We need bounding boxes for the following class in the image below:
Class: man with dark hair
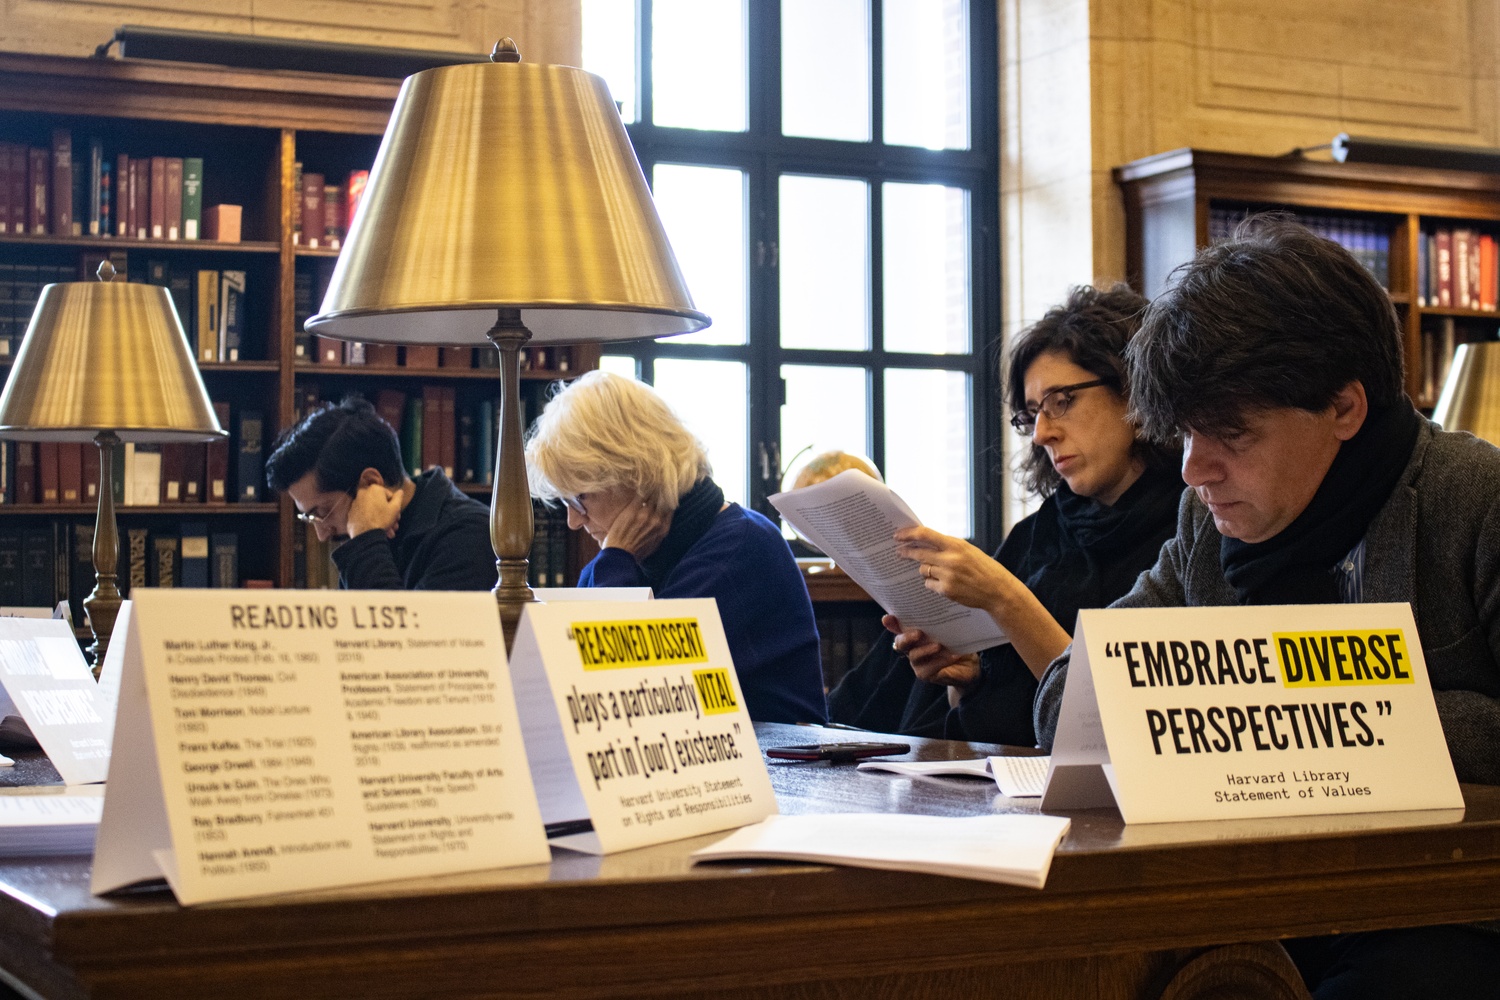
[265,396,496,591]
[1033,217,1500,998]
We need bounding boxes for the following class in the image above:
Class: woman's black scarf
[1220,401,1422,605]
[639,477,725,590]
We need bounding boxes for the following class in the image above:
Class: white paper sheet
[989,755,1049,798]
[692,812,1071,888]
[769,470,1008,655]
[857,758,992,779]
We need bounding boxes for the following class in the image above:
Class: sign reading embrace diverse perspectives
[509,599,776,854]
[92,590,549,905]
[1043,603,1463,823]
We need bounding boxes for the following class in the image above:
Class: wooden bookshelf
[1115,148,1500,409]
[0,52,596,607]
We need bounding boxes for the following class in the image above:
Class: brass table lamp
[1433,341,1500,446]
[307,39,709,647]
[0,262,224,673]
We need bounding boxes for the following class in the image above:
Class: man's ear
[358,467,387,489]
[1331,381,1369,442]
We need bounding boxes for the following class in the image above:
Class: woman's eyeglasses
[562,494,589,516]
[1009,379,1116,434]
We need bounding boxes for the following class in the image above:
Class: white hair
[525,371,711,512]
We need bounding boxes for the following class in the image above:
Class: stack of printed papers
[857,755,1051,798]
[692,811,1071,888]
[0,786,104,856]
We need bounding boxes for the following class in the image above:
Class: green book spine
[400,397,423,478]
[182,157,203,240]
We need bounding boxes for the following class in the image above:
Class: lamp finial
[96,259,116,282]
[491,37,520,63]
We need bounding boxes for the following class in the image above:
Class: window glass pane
[582,0,639,123]
[779,175,869,350]
[599,354,638,379]
[653,164,747,346]
[883,368,971,537]
[652,358,748,506]
[780,364,870,487]
[883,0,969,150]
[782,0,870,141]
[882,182,970,354]
[653,0,747,132]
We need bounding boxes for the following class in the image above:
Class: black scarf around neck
[1220,401,1422,605]
[1052,464,1183,562]
[639,477,725,589]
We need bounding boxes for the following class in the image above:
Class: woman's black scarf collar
[1051,464,1184,562]
[1220,401,1422,605]
[639,477,725,589]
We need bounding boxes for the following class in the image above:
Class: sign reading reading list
[509,599,776,854]
[1042,603,1463,823]
[92,590,549,906]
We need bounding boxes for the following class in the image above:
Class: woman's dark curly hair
[1006,283,1180,497]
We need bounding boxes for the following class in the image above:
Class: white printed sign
[509,599,776,854]
[0,617,111,784]
[1042,603,1463,823]
[91,590,550,906]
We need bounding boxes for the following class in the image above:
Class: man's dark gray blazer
[1034,420,1500,786]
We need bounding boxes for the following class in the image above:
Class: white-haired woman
[526,371,827,724]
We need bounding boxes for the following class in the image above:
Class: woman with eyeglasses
[526,371,827,725]
[828,284,1183,745]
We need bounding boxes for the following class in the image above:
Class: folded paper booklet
[857,755,1051,798]
[769,471,1007,654]
[692,811,1071,889]
[0,786,104,856]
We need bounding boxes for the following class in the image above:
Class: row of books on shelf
[1209,206,1392,288]
[0,132,238,242]
[1416,320,1497,404]
[0,402,265,506]
[301,338,572,372]
[815,609,884,692]
[0,256,249,362]
[1416,228,1500,311]
[0,522,263,624]
[292,165,366,250]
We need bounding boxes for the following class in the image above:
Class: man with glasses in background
[265,396,496,591]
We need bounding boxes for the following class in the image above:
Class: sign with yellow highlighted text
[508,599,776,854]
[1041,604,1463,823]
[90,590,550,906]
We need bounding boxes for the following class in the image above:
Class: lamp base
[487,308,536,650]
[83,431,123,677]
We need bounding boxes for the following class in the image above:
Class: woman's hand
[895,525,1021,614]
[883,614,981,695]
[603,498,672,559]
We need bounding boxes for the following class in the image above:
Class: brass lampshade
[1432,341,1500,446]
[306,40,709,645]
[0,274,224,671]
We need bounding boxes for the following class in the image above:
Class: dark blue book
[0,529,23,605]
[21,527,54,607]
[179,521,209,588]
[236,409,264,502]
[211,533,237,588]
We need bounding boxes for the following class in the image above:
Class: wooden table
[1,724,1498,999]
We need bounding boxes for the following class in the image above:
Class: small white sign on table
[0,617,111,784]
[509,598,776,854]
[92,590,550,905]
[1043,603,1463,823]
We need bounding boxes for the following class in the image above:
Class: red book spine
[365,344,400,366]
[346,170,368,230]
[161,443,185,503]
[165,157,183,240]
[58,443,83,504]
[301,173,325,248]
[421,386,441,473]
[0,143,10,235]
[207,402,231,502]
[313,336,344,364]
[27,147,48,234]
[8,145,26,234]
[149,156,167,239]
[115,154,130,236]
[39,443,60,504]
[50,129,72,237]
[131,159,146,239]
[181,436,206,502]
[13,443,36,504]
[82,442,100,503]
[1436,229,1453,308]
[374,390,406,436]
[403,345,440,369]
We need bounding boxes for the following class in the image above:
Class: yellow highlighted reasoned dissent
[1274,629,1414,688]
[569,618,709,670]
